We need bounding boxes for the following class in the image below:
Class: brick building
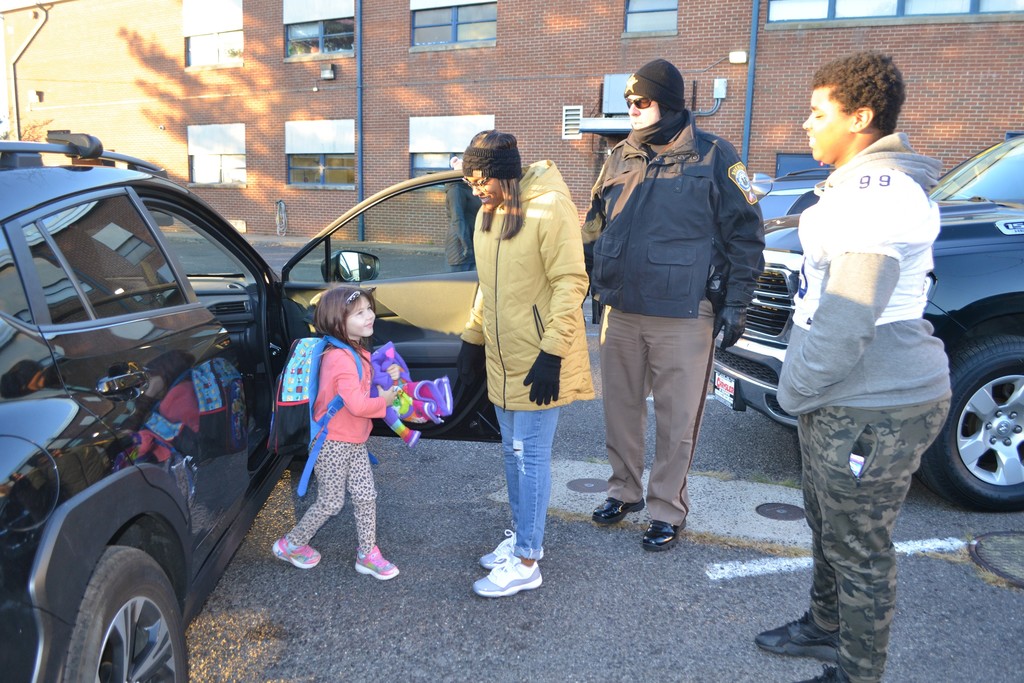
[3,0,1022,242]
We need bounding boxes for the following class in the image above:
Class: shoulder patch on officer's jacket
[728,162,758,205]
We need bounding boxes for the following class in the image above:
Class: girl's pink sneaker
[355,545,399,580]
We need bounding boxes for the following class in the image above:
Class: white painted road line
[706,537,967,581]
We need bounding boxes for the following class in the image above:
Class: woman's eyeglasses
[625,97,654,110]
[463,177,491,190]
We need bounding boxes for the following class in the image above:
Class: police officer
[583,58,764,550]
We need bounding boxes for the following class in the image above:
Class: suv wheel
[918,335,1024,512]
[63,546,187,682]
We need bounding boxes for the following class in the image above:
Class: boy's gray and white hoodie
[777,133,951,415]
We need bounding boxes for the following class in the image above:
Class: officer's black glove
[457,341,486,388]
[713,304,748,350]
[523,351,561,406]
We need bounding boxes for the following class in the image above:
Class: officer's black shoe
[641,520,680,551]
[756,611,839,663]
[591,497,645,525]
[795,665,850,683]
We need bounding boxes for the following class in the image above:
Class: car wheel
[917,335,1024,511]
[63,546,187,683]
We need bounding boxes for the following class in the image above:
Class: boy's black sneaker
[796,665,850,682]
[756,611,839,662]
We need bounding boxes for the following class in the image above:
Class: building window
[768,0,1023,21]
[625,0,678,33]
[286,19,355,56]
[183,0,243,66]
[411,153,453,177]
[187,31,243,66]
[188,124,246,185]
[288,154,355,185]
[285,120,356,186]
[412,2,497,46]
[190,154,246,184]
[409,114,495,177]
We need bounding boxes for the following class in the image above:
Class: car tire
[63,545,188,683]
[917,335,1024,512]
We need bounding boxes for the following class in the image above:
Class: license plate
[713,371,735,408]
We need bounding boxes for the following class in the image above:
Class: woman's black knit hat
[625,58,686,112]
[462,144,522,180]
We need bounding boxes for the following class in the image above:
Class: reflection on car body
[0,134,496,682]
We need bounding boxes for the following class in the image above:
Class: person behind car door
[753,52,951,683]
[582,58,764,551]
[444,154,480,272]
[455,130,594,598]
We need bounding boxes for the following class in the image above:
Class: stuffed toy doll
[370,342,453,447]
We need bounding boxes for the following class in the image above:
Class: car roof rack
[0,132,167,178]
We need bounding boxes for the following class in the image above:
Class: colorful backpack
[268,335,373,496]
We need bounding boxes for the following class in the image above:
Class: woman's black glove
[524,351,561,406]
[713,304,748,350]
[457,341,486,388]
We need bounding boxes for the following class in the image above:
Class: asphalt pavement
[184,238,1024,682]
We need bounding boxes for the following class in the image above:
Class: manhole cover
[970,531,1024,588]
[566,478,608,493]
[756,503,805,521]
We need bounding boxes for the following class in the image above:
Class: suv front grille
[746,267,795,338]
[715,348,779,385]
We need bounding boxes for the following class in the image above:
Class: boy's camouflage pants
[798,398,950,683]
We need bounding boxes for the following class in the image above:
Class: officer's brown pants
[599,303,715,525]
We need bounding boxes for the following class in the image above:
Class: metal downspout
[355,0,365,240]
[741,0,761,166]
[9,4,49,140]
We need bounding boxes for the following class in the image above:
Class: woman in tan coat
[456,130,594,598]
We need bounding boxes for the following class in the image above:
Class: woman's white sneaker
[479,529,516,570]
[473,556,542,598]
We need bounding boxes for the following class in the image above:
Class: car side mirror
[750,172,774,199]
[321,250,380,283]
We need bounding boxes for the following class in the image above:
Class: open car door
[280,171,499,443]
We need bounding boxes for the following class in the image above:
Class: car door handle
[96,370,149,397]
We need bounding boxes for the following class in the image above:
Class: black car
[713,135,1024,512]
[749,167,831,220]
[0,134,496,682]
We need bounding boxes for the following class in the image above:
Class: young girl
[273,286,403,580]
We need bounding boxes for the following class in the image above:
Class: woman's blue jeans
[494,404,561,560]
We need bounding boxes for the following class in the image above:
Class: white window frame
[284,0,355,57]
[768,0,1024,22]
[624,0,678,33]
[285,120,356,186]
[187,124,246,185]
[183,0,244,66]
[409,114,495,176]
[410,0,497,47]
[284,0,354,24]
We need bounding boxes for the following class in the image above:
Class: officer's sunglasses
[625,97,654,110]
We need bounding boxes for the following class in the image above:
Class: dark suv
[0,134,496,682]
[713,135,1024,512]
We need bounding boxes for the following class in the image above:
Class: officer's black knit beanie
[626,59,686,112]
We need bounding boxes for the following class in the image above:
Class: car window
[288,180,466,283]
[0,229,32,324]
[932,138,1024,204]
[24,195,186,323]
[146,204,254,283]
